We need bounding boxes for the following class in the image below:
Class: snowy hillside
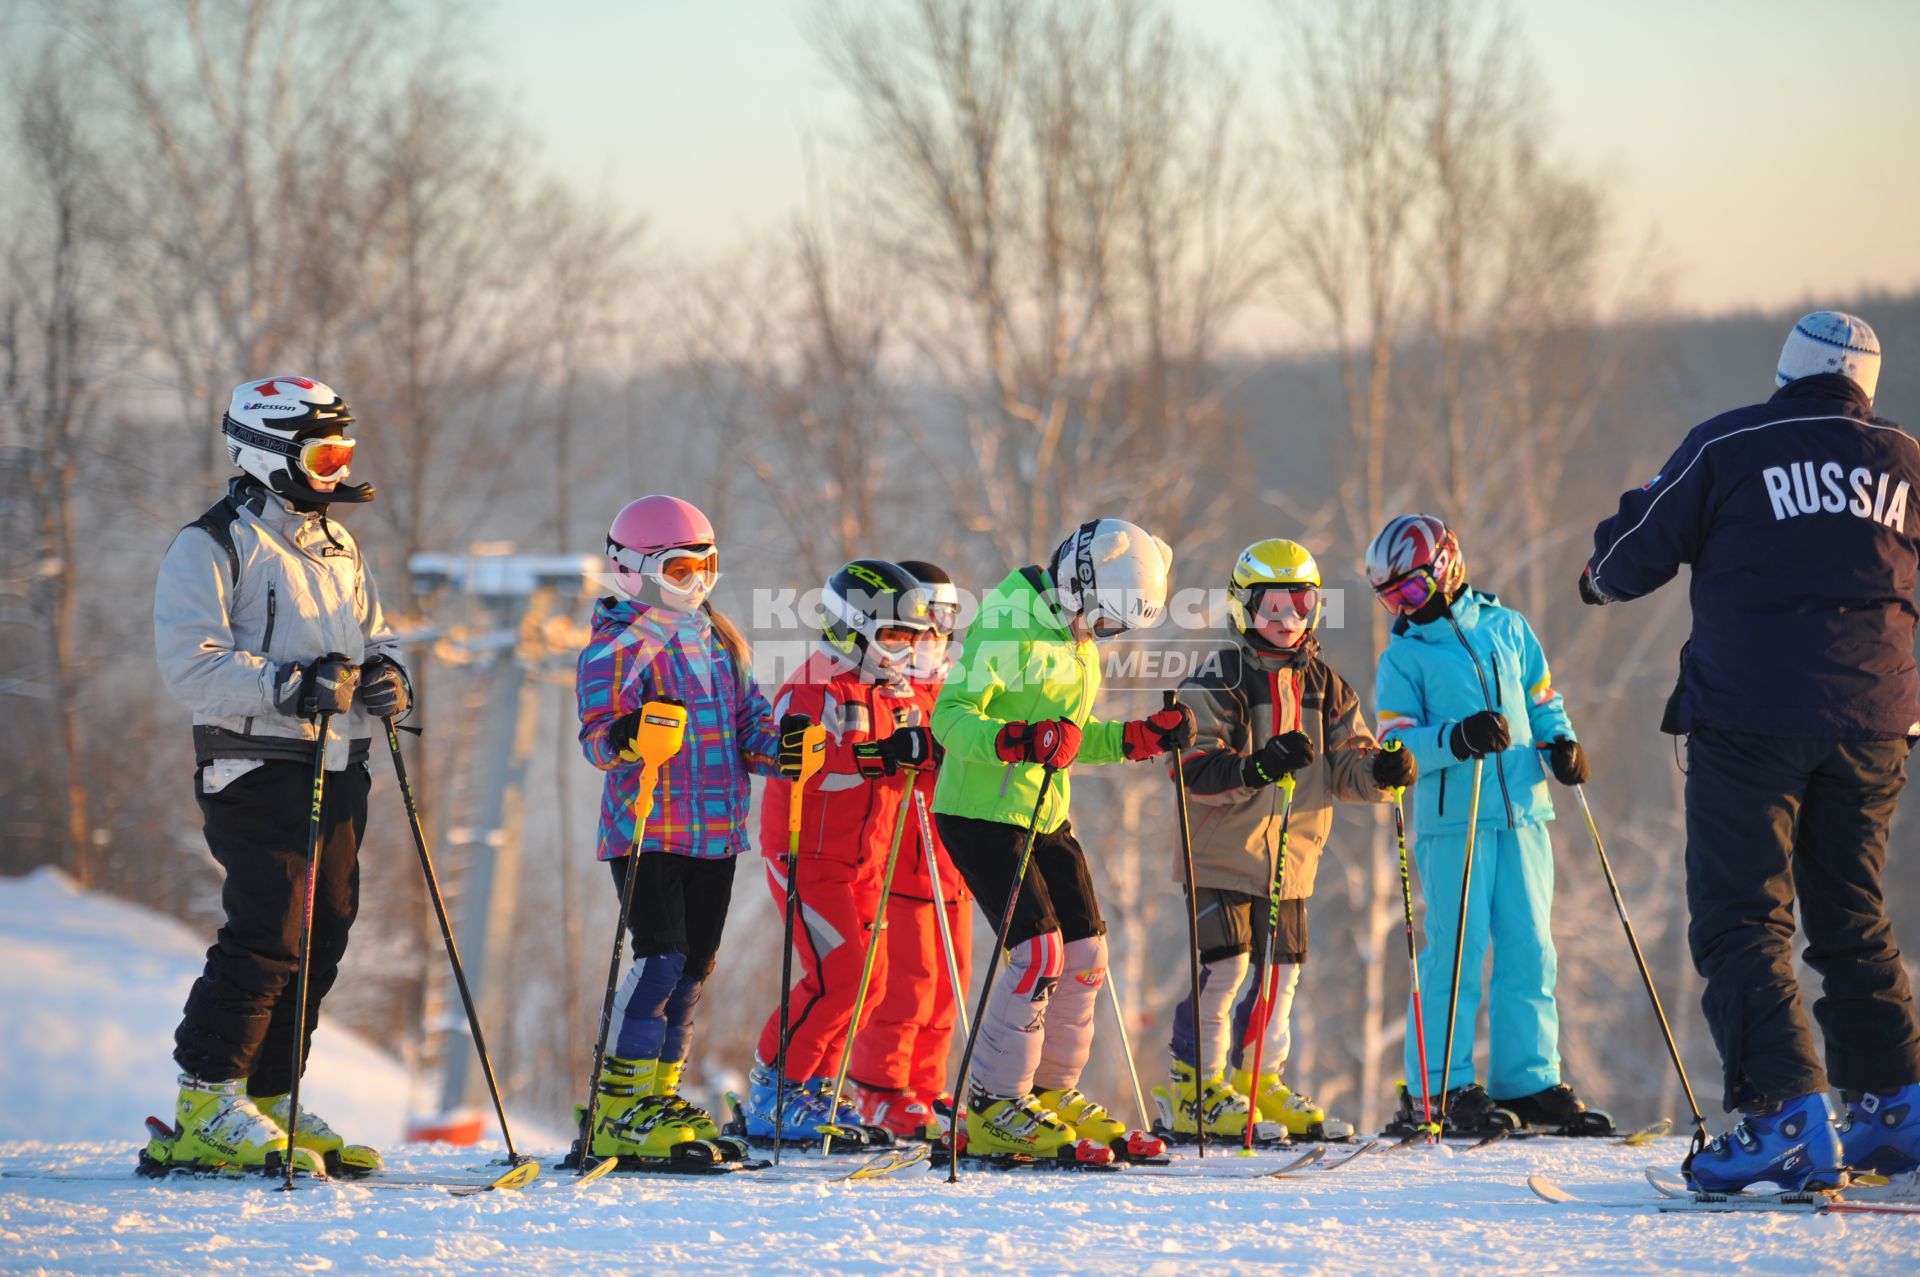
[2,869,1916,1276]
[0,867,416,1146]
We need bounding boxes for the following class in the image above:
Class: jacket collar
[1012,564,1075,636]
[1237,629,1320,673]
[1394,587,1490,641]
[1771,373,1872,413]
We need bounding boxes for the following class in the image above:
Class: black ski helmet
[821,559,935,670]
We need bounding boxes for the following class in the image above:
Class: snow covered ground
[3,1136,1916,1276]
[3,869,1916,1276]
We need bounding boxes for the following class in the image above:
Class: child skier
[845,560,973,1139]
[739,559,940,1143]
[931,517,1190,1163]
[575,495,793,1161]
[152,376,407,1175]
[1367,513,1604,1135]
[1163,539,1415,1141]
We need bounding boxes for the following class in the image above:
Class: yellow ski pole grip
[1383,738,1406,801]
[628,698,689,834]
[787,723,828,839]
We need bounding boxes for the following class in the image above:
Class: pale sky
[485,0,1920,340]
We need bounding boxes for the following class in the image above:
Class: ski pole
[385,717,525,1166]
[576,699,688,1175]
[1572,781,1708,1155]
[772,720,828,1164]
[281,708,333,1191]
[1438,755,1485,1134]
[946,765,1058,1184]
[1101,969,1151,1132]
[821,771,921,1154]
[915,788,971,1043]
[1164,690,1207,1159]
[1384,741,1437,1143]
[1241,771,1297,1155]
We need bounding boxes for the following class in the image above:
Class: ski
[834,1142,932,1182]
[1530,1171,1920,1216]
[1317,1139,1380,1169]
[1260,1145,1328,1177]
[561,1137,772,1177]
[1617,1118,1672,1146]
[349,1161,541,1196]
[930,1142,1125,1173]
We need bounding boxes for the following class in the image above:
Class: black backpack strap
[185,494,244,587]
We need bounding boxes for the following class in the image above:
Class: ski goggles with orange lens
[1251,584,1320,620]
[297,436,357,480]
[1374,567,1439,614]
[652,546,718,585]
[874,623,929,648]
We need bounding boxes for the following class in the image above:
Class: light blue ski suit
[1374,589,1576,1101]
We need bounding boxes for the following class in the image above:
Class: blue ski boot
[1841,1083,1920,1175]
[1683,1092,1846,1193]
[806,1077,865,1130]
[741,1059,838,1141]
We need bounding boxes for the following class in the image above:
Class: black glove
[1371,744,1418,789]
[777,713,814,780]
[274,653,358,719]
[1578,569,1612,606]
[1448,710,1511,761]
[854,726,937,777]
[359,654,411,719]
[1546,737,1590,786]
[1242,730,1315,788]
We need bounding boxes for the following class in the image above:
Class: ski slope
[2,869,1916,1275]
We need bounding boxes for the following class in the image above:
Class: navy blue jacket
[1587,375,1920,740]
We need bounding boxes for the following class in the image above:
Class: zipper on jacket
[1438,768,1447,816]
[262,583,278,654]
[1444,610,1517,829]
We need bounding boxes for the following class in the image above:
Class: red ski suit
[754,648,918,1082]
[849,676,974,1098]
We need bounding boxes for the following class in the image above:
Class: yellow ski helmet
[1228,538,1322,652]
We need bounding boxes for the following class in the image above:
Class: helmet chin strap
[266,467,374,507]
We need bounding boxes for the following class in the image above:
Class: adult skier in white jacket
[150,376,408,1175]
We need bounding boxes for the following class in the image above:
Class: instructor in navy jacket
[1582,312,1920,1192]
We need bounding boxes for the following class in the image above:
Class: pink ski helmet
[607,495,718,606]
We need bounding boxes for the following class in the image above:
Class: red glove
[1123,704,1196,761]
[995,719,1081,770]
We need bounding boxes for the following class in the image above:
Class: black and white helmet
[221,375,373,506]
[821,559,935,677]
[1051,518,1173,638]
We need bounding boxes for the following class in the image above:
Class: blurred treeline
[3,0,1915,1132]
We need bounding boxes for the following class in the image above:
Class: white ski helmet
[221,375,372,506]
[1051,518,1174,638]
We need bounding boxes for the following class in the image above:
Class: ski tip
[484,1160,541,1192]
[574,1156,620,1187]
[1527,1175,1577,1204]
[1620,1118,1674,1145]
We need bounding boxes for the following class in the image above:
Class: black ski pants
[174,758,370,1096]
[936,814,1106,949]
[1685,726,1920,1110]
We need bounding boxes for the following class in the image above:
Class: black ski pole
[1572,782,1707,1155]
[946,765,1058,1184]
[281,708,333,1191]
[385,717,525,1166]
[576,699,687,1174]
[1438,755,1485,1134]
[773,722,827,1165]
[1165,691,1206,1159]
[1386,746,1437,1141]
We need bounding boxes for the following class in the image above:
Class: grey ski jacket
[154,478,404,771]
